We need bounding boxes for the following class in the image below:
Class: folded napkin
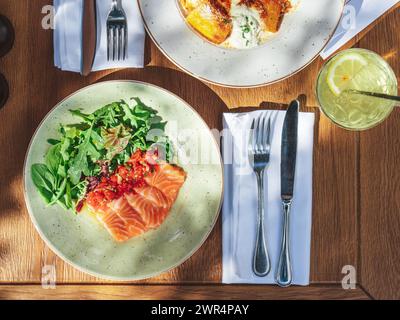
[54,0,145,72]
[222,110,315,285]
[321,0,399,59]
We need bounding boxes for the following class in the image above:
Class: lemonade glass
[316,48,398,130]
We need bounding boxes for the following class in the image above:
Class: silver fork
[248,113,272,277]
[107,0,128,61]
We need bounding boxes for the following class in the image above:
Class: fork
[107,0,128,61]
[248,113,272,277]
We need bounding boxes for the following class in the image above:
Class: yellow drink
[316,49,398,130]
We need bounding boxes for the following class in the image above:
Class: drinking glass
[316,48,398,131]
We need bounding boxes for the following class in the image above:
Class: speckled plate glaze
[24,81,223,280]
[138,0,345,88]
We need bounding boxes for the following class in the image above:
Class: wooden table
[0,1,399,300]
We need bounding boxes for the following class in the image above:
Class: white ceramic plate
[24,81,223,280]
[138,0,345,87]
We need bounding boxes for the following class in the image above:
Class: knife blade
[281,100,299,200]
[81,0,97,76]
[276,99,299,287]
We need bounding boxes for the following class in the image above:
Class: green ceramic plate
[24,81,223,280]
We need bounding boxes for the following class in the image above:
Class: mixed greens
[31,98,171,212]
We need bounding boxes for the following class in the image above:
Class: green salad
[31,98,171,212]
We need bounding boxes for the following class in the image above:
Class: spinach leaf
[31,164,56,204]
[49,178,67,205]
[45,144,62,176]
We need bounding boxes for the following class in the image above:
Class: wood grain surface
[0,0,399,299]
[0,285,369,300]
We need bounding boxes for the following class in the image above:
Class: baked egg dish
[179,0,292,49]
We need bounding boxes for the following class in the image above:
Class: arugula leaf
[67,126,93,184]
[71,180,88,201]
[90,129,104,150]
[47,139,61,145]
[60,137,72,162]
[121,101,138,128]
[69,109,93,123]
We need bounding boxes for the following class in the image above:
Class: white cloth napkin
[321,0,399,59]
[54,0,145,72]
[222,110,315,285]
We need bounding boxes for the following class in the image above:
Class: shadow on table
[0,60,321,285]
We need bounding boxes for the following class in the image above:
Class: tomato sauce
[81,149,159,213]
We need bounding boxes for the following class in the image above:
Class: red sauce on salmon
[84,150,158,212]
[79,149,187,242]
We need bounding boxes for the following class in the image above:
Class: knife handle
[81,0,97,76]
[276,199,292,287]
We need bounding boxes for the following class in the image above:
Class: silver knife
[276,99,299,287]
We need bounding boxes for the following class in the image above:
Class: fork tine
[266,117,271,146]
[247,119,255,154]
[248,119,255,165]
[113,26,117,61]
[260,114,267,151]
[118,26,122,61]
[123,25,127,59]
[255,115,262,152]
[107,26,111,61]
[249,119,255,151]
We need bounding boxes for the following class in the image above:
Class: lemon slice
[326,53,368,96]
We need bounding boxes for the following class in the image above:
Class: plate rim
[23,79,224,281]
[137,0,346,88]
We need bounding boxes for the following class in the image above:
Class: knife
[81,0,97,76]
[276,99,299,287]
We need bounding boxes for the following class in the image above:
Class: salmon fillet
[127,164,187,229]
[96,209,132,242]
[125,192,168,229]
[145,164,187,206]
[109,197,147,237]
[87,162,187,242]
